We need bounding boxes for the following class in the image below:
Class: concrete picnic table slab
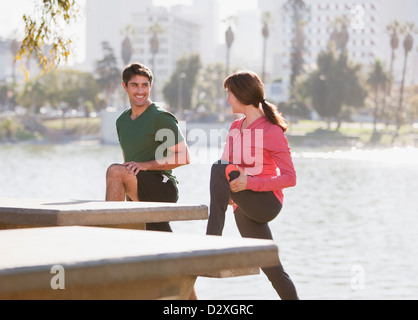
[0,226,279,300]
[0,198,208,230]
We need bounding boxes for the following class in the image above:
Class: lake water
[1,143,418,300]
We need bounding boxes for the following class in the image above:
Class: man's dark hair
[122,63,154,86]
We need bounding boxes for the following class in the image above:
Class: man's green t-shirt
[116,103,185,186]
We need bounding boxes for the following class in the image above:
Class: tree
[329,15,350,53]
[302,45,367,129]
[17,68,100,115]
[60,70,100,111]
[0,82,17,112]
[15,0,80,80]
[224,16,236,77]
[162,54,202,115]
[406,85,418,124]
[367,60,391,132]
[396,22,417,134]
[121,25,136,66]
[386,20,401,94]
[95,42,121,107]
[261,12,274,82]
[148,22,164,73]
[148,21,164,101]
[408,95,418,123]
[282,0,308,96]
[17,77,48,115]
[195,63,226,116]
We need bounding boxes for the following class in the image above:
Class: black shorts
[136,171,178,232]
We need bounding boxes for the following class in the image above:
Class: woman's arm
[246,153,296,191]
[246,129,296,192]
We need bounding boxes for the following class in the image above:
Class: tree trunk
[396,53,408,133]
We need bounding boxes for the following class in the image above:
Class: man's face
[123,75,152,108]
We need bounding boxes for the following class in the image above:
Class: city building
[84,0,153,72]
[258,0,418,101]
[229,9,263,72]
[305,1,382,68]
[170,0,221,64]
[129,6,200,81]
[84,0,201,102]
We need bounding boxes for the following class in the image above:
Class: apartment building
[258,0,417,99]
[302,0,382,68]
[84,0,199,83]
[129,6,200,81]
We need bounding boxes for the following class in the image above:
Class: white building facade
[302,1,382,68]
[84,0,200,97]
[258,0,417,101]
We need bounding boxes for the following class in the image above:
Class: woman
[206,70,298,300]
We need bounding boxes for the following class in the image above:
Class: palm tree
[329,15,350,53]
[378,20,401,128]
[121,25,135,66]
[149,22,164,71]
[386,20,401,95]
[148,21,164,101]
[367,60,391,133]
[282,0,308,96]
[261,11,274,81]
[396,22,417,133]
[224,16,236,77]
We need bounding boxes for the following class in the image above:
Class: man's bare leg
[106,164,139,201]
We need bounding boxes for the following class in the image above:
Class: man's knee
[106,164,125,180]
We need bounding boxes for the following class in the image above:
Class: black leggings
[137,171,178,232]
[206,161,298,300]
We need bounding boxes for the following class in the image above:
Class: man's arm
[124,140,190,175]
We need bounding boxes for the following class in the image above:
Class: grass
[288,120,418,147]
[42,117,101,136]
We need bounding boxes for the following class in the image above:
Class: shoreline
[1,134,418,151]
[1,118,417,149]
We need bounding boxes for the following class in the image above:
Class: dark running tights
[206,161,299,300]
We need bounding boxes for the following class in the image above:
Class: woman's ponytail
[261,99,289,132]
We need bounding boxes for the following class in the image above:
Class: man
[106,63,190,232]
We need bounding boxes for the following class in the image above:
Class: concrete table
[0,226,279,300]
[0,198,208,230]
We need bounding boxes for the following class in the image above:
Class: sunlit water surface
[1,144,417,300]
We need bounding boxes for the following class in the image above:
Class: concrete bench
[0,226,278,300]
[0,198,208,230]
[0,197,259,280]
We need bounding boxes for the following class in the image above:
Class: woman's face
[226,88,245,114]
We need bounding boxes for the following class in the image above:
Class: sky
[0,0,258,38]
[0,0,34,39]
[0,0,258,64]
